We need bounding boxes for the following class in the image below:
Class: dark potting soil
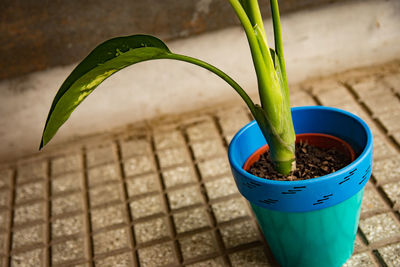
[248,142,351,181]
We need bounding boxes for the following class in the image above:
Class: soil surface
[248,142,351,181]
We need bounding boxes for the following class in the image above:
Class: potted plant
[39,1,373,266]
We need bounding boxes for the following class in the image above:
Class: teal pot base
[251,188,364,267]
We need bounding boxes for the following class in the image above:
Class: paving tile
[378,242,400,267]
[89,183,124,207]
[377,112,400,133]
[382,181,400,209]
[95,252,133,267]
[352,78,390,99]
[205,176,238,200]
[361,186,387,216]
[217,107,250,135]
[198,157,230,179]
[173,207,210,234]
[359,213,400,244]
[17,161,47,183]
[229,246,270,267]
[52,237,86,265]
[51,153,82,176]
[393,131,400,146]
[309,79,342,93]
[317,86,355,106]
[93,227,130,255]
[130,194,164,219]
[123,155,154,177]
[134,216,169,243]
[383,72,400,92]
[15,180,45,204]
[211,198,249,223]
[88,163,120,187]
[162,165,197,188]
[11,248,44,267]
[52,192,84,216]
[167,185,203,210]
[52,214,84,238]
[51,171,83,195]
[186,257,225,267]
[373,156,400,185]
[13,202,45,225]
[362,95,400,116]
[0,232,7,254]
[86,144,116,167]
[179,231,218,260]
[191,139,225,160]
[154,130,185,150]
[342,252,375,267]
[381,69,400,86]
[224,133,236,144]
[138,241,176,267]
[0,188,10,207]
[0,168,12,189]
[120,137,151,158]
[12,224,44,249]
[353,234,366,253]
[0,209,9,230]
[186,121,219,142]
[373,135,398,160]
[220,220,260,248]
[126,173,160,197]
[290,90,316,107]
[157,147,190,169]
[91,204,126,231]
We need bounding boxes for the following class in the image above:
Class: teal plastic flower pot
[228,106,373,267]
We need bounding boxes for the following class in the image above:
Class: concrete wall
[0,0,340,80]
[1,0,400,163]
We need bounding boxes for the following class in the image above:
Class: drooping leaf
[40,35,172,148]
[40,34,256,149]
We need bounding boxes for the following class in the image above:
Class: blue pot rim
[228,106,373,212]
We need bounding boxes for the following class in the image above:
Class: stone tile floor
[0,61,400,266]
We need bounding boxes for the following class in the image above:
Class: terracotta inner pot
[243,133,356,171]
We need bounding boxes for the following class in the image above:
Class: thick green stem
[228,0,278,111]
[230,0,296,175]
[270,0,289,101]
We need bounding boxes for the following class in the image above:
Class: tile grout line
[213,112,285,267]
[149,134,183,266]
[372,249,389,267]
[114,140,140,267]
[342,82,400,153]
[5,168,17,267]
[214,113,285,266]
[182,118,232,267]
[81,147,95,267]
[210,114,245,267]
[341,82,400,225]
[45,160,51,267]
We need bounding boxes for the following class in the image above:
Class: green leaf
[40,35,171,148]
[40,34,256,149]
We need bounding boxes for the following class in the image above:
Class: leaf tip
[39,139,44,151]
